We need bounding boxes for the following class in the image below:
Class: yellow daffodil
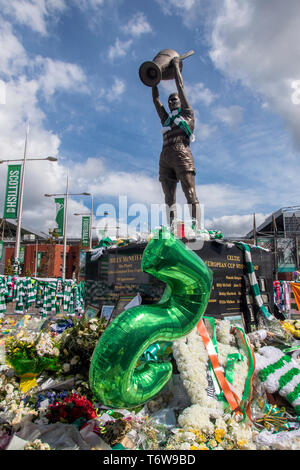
[237,439,247,448]
[215,428,226,442]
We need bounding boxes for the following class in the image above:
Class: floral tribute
[5,330,60,376]
[46,393,97,427]
[1,310,300,451]
[168,320,256,450]
[58,317,106,375]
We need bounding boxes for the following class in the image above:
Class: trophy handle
[178,50,195,61]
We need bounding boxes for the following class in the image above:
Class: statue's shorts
[159,143,196,183]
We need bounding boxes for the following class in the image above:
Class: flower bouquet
[59,317,107,375]
[46,393,97,428]
[5,330,60,378]
[281,320,300,339]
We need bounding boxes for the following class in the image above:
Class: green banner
[81,216,90,247]
[55,198,64,236]
[37,252,42,269]
[3,164,21,219]
[20,246,25,264]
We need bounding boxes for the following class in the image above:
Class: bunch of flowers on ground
[24,439,51,450]
[58,317,106,375]
[5,330,59,362]
[0,373,38,432]
[46,393,97,427]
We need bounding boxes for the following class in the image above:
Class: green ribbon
[283,345,300,354]
[233,325,256,421]
[141,341,172,362]
[260,404,292,432]
[225,353,244,385]
[203,316,225,402]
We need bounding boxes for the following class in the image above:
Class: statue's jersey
[158,105,196,182]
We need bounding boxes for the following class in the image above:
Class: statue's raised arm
[172,56,191,110]
[152,85,168,123]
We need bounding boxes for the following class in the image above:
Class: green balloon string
[89,228,213,408]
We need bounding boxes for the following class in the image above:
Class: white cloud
[106,78,126,102]
[212,105,243,128]
[70,157,163,206]
[156,0,200,15]
[185,82,216,107]
[0,22,28,77]
[156,0,211,27]
[35,56,89,99]
[0,23,92,237]
[160,80,215,108]
[205,213,267,237]
[107,38,133,61]
[195,121,217,140]
[210,0,300,149]
[123,12,152,37]
[96,77,126,109]
[75,0,105,8]
[0,0,66,36]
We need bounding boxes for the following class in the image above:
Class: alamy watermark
[94,195,207,250]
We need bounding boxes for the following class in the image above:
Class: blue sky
[1,0,300,238]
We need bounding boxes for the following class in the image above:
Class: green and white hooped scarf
[162,108,195,142]
[256,346,300,416]
[235,242,275,322]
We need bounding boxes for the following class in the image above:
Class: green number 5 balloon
[89,229,213,408]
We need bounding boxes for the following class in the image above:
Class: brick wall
[4,243,83,279]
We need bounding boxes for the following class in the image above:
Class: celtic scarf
[24,277,36,310]
[63,281,72,313]
[14,278,25,314]
[256,346,300,415]
[235,242,275,321]
[162,108,195,142]
[0,276,7,314]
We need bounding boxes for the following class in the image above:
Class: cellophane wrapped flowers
[24,439,51,450]
[5,330,60,376]
[46,393,97,427]
[0,373,38,432]
[58,317,107,375]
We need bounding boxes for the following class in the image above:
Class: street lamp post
[45,180,90,281]
[0,127,58,274]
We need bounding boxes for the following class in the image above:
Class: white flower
[62,363,70,372]
[178,405,215,434]
[4,384,14,395]
[70,356,80,365]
